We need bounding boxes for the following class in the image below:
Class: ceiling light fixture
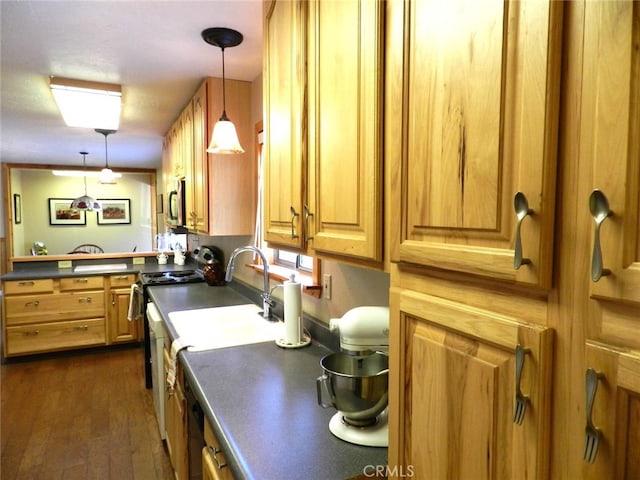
[50,76,121,130]
[96,128,117,184]
[70,152,101,212]
[201,27,245,154]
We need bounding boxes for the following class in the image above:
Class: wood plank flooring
[1,345,174,480]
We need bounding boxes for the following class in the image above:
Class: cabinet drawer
[5,318,105,356]
[109,273,137,288]
[5,291,105,326]
[59,276,104,291]
[3,279,54,295]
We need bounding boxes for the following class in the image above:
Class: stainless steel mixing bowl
[316,352,389,426]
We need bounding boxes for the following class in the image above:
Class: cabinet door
[306,0,383,261]
[388,0,563,288]
[108,288,138,344]
[191,80,209,234]
[583,342,640,479]
[388,288,554,480]
[579,0,640,304]
[263,0,307,249]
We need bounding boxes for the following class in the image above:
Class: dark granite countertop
[148,283,388,480]
[1,259,199,280]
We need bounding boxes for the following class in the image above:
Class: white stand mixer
[317,306,390,447]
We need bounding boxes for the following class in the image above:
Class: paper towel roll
[283,275,302,344]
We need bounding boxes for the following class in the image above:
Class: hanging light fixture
[70,152,101,211]
[201,27,245,154]
[96,128,117,184]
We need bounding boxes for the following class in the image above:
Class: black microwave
[167,179,186,228]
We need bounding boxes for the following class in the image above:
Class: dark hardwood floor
[1,345,174,479]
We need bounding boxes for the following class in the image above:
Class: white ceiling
[0,0,263,170]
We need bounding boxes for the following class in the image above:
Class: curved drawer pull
[208,446,227,469]
[304,204,314,241]
[290,206,300,239]
[18,281,35,286]
[78,297,93,303]
[74,278,89,283]
[23,330,39,336]
[584,368,604,463]
[513,192,533,269]
[72,325,89,331]
[589,190,612,282]
[25,300,40,307]
[513,345,531,425]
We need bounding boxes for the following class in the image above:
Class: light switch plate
[133,257,145,265]
[58,260,72,269]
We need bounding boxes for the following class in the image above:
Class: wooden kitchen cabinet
[163,77,255,236]
[3,276,106,356]
[107,274,139,344]
[164,347,188,480]
[263,0,384,264]
[389,285,554,480]
[203,417,235,480]
[263,0,307,250]
[388,0,563,289]
[387,0,640,479]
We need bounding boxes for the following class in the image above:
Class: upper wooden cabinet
[306,0,384,262]
[263,0,307,250]
[263,0,384,264]
[389,0,563,288]
[579,0,640,305]
[163,78,255,236]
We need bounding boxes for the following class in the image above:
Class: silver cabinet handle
[18,281,35,286]
[23,330,39,336]
[513,345,531,425]
[78,297,93,303]
[589,190,612,282]
[513,192,533,269]
[304,204,314,241]
[73,325,89,331]
[290,206,299,239]
[583,368,604,463]
[24,300,40,307]
[74,278,89,283]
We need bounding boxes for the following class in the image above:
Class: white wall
[13,169,153,255]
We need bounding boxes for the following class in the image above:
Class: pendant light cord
[104,133,109,168]
[220,47,228,120]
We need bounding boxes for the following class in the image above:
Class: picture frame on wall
[13,193,21,224]
[97,199,131,225]
[48,198,86,225]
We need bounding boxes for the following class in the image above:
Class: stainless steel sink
[167,304,283,351]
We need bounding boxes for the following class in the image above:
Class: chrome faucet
[225,246,274,318]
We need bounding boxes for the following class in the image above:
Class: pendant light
[201,27,245,154]
[70,152,101,211]
[96,128,117,184]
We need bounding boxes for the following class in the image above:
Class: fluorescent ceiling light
[52,170,122,179]
[50,76,122,129]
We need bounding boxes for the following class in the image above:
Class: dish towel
[127,283,142,321]
[166,337,192,389]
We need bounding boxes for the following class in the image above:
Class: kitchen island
[149,284,388,480]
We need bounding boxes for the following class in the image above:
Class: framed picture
[48,198,86,225]
[97,199,131,225]
[13,193,21,224]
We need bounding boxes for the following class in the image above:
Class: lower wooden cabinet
[107,274,140,344]
[164,347,188,480]
[583,342,640,479]
[203,417,235,480]
[389,287,554,480]
[3,277,106,357]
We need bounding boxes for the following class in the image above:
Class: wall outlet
[323,274,332,300]
[58,260,72,269]
[133,257,145,265]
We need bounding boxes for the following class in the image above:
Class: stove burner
[140,270,204,285]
